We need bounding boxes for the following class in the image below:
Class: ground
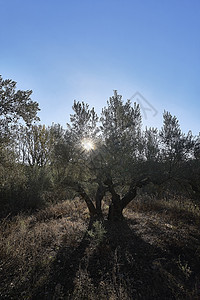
[0,195,200,299]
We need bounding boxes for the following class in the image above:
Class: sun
[81,138,95,151]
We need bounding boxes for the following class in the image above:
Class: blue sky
[0,0,200,135]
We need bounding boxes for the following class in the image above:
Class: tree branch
[121,186,137,210]
[66,180,97,216]
[76,183,97,216]
[121,177,150,210]
[104,177,120,204]
[95,183,108,215]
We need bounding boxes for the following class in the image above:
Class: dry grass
[126,194,200,226]
[0,195,200,299]
[0,199,87,299]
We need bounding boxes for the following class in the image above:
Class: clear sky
[0,0,200,135]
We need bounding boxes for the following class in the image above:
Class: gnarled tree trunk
[95,183,107,218]
[105,177,149,221]
[73,177,149,222]
[75,182,107,221]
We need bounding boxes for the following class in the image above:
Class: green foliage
[24,166,53,208]
[68,100,99,140]
[100,91,142,179]
[143,127,160,161]
[194,133,200,159]
[177,256,192,279]
[87,221,107,245]
[63,91,144,193]
[0,75,40,143]
[0,154,26,214]
[0,75,46,214]
[0,163,53,214]
[160,111,194,162]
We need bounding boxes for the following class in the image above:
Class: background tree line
[0,75,200,220]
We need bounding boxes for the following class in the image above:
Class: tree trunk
[121,186,137,210]
[108,201,123,221]
[106,177,149,221]
[74,177,149,222]
[108,187,136,221]
[76,184,97,217]
[95,184,107,218]
[106,179,124,221]
[75,183,108,220]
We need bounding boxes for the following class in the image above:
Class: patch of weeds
[87,221,107,246]
[177,256,192,279]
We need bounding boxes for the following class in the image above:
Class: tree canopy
[0,75,40,143]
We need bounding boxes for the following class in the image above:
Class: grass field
[0,195,200,299]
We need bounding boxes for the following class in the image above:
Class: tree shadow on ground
[33,218,199,300]
[33,219,94,299]
[86,220,177,300]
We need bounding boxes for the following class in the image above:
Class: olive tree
[63,91,149,221]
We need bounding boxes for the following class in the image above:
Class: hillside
[0,196,200,299]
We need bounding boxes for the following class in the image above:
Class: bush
[0,162,54,216]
